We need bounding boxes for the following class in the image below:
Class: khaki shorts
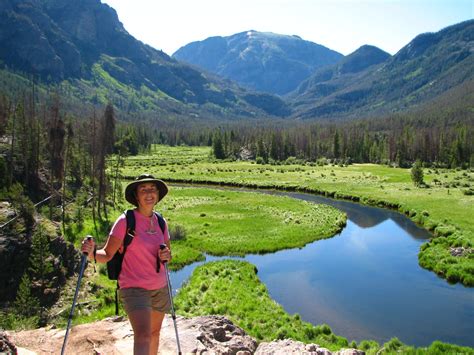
[119,286,171,313]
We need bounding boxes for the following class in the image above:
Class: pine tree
[29,225,54,300]
[411,160,424,187]
[14,273,40,317]
[333,130,340,159]
[212,132,225,159]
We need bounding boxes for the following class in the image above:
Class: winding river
[170,187,474,348]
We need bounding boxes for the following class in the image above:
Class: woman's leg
[128,308,152,355]
[150,310,166,355]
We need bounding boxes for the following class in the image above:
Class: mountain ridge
[290,20,474,118]
[173,30,343,95]
[0,0,289,119]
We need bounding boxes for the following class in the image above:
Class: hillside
[173,30,343,95]
[291,20,474,118]
[291,45,391,103]
[0,0,289,119]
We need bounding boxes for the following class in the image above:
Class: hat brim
[125,178,168,206]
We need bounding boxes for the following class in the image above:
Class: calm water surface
[170,189,474,347]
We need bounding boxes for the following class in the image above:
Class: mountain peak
[173,31,342,95]
[339,45,391,74]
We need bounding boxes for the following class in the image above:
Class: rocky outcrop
[10,315,362,354]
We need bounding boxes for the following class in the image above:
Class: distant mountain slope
[291,20,474,118]
[292,45,391,101]
[173,30,343,95]
[0,0,290,118]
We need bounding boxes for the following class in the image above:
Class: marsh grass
[160,187,346,260]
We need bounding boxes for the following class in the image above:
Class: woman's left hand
[159,245,171,263]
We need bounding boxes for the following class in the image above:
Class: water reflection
[170,188,474,347]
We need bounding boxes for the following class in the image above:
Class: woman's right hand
[81,236,95,258]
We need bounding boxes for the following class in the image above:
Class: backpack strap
[114,209,136,315]
[154,211,166,235]
[124,209,136,248]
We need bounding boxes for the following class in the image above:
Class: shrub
[169,224,187,241]
[411,160,424,187]
[384,337,403,351]
[358,340,379,351]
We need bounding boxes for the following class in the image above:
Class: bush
[9,183,35,228]
[169,224,187,241]
[384,337,403,351]
[358,340,379,351]
[411,160,424,187]
[462,189,474,196]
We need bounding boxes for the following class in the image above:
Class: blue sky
[101,0,473,56]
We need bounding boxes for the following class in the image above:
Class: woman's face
[135,182,159,208]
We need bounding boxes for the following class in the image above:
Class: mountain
[173,30,343,95]
[0,0,290,118]
[292,45,391,101]
[291,20,474,118]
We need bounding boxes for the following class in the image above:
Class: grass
[160,187,346,264]
[121,144,474,286]
[175,260,474,354]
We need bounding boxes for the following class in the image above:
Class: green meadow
[159,187,346,268]
[121,145,474,286]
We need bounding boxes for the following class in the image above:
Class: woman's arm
[81,235,122,263]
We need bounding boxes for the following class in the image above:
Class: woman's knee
[150,327,161,339]
[134,330,153,344]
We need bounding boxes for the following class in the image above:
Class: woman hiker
[81,174,172,355]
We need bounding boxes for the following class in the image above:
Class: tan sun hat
[125,174,168,206]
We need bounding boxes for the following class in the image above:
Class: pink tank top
[109,210,169,290]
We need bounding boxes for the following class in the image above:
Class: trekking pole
[160,244,182,355]
[61,237,91,355]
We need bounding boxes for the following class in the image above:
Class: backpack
[106,209,166,314]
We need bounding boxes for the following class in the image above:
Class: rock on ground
[10,315,362,354]
[10,315,257,354]
[255,340,365,354]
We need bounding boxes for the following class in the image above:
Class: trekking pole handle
[83,236,92,256]
[160,244,169,263]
